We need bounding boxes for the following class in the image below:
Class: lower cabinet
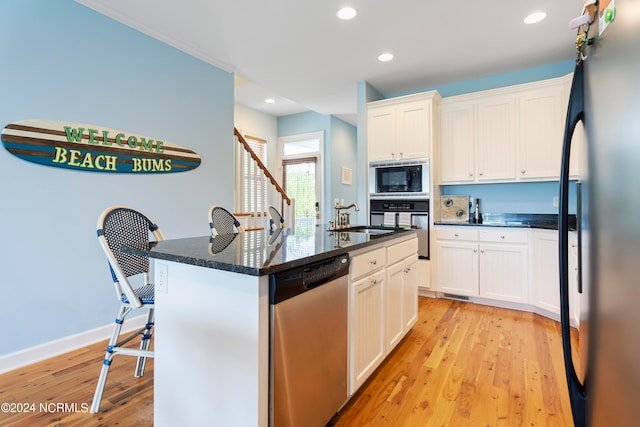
[386,254,418,352]
[349,236,419,395]
[350,269,386,393]
[478,229,528,303]
[531,229,579,324]
[433,226,579,325]
[435,227,528,303]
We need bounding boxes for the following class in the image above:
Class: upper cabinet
[367,91,440,163]
[518,86,563,179]
[439,74,577,184]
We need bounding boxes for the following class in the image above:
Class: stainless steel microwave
[369,158,430,199]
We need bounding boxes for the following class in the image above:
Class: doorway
[278,132,324,226]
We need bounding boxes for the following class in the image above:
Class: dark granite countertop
[435,213,576,231]
[123,224,416,276]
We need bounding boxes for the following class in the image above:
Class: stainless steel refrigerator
[559,1,640,426]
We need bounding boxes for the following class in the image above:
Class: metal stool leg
[135,307,154,377]
[90,305,129,414]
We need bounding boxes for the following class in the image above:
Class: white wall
[0,0,235,356]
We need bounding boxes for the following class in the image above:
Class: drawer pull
[500,235,505,240]
[370,259,377,266]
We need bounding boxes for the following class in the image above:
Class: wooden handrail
[234,128,291,205]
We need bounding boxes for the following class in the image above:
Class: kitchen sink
[338,226,397,235]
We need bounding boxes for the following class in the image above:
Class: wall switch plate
[156,262,168,293]
[553,196,559,208]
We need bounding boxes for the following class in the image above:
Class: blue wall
[0,0,234,355]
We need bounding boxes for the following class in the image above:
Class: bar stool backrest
[208,205,244,236]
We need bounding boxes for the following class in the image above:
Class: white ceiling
[76,0,584,125]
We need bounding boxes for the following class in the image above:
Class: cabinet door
[476,96,517,181]
[519,87,563,179]
[350,270,386,393]
[531,231,560,315]
[367,106,396,162]
[479,243,528,303]
[385,261,405,352]
[435,240,479,296]
[397,100,430,160]
[402,256,419,330]
[440,103,475,183]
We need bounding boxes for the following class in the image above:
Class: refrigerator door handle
[559,60,587,427]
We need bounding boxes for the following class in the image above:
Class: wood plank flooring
[0,297,578,426]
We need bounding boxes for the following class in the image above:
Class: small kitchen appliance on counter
[440,195,470,223]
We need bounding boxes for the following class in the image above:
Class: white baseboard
[0,314,147,374]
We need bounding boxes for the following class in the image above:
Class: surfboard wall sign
[1,119,201,173]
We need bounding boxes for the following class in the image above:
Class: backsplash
[440,181,579,214]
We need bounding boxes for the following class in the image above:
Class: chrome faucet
[331,202,360,230]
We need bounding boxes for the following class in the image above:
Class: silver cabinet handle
[500,235,505,240]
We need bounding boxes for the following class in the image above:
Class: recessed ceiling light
[524,11,547,24]
[337,7,357,20]
[378,53,394,62]
[265,98,275,104]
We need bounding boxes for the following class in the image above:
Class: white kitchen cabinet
[385,238,419,352]
[531,230,561,315]
[367,92,440,163]
[531,229,579,325]
[476,96,517,181]
[478,229,528,303]
[401,256,419,330]
[440,94,518,184]
[439,75,571,184]
[439,102,475,183]
[349,236,419,394]
[518,85,564,180]
[435,227,528,302]
[435,228,479,296]
[367,106,396,163]
[350,268,386,394]
[386,254,418,352]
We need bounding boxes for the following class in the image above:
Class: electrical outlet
[156,262,168,293]
[553,197,559,208]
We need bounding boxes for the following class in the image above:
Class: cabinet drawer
[350,247,386,280]
[387,237,418,265]
[436,227,478,241]
[479,228,528,244]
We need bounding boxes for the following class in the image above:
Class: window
[239,134,267,214]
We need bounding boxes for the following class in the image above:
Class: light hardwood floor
[0,297,578,426]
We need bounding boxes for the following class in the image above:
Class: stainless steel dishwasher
[269,254,350,427]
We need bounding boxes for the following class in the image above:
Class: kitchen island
[124,224,417,427]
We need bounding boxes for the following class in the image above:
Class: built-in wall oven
[370,198,429,259]
[369,158,429,200]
